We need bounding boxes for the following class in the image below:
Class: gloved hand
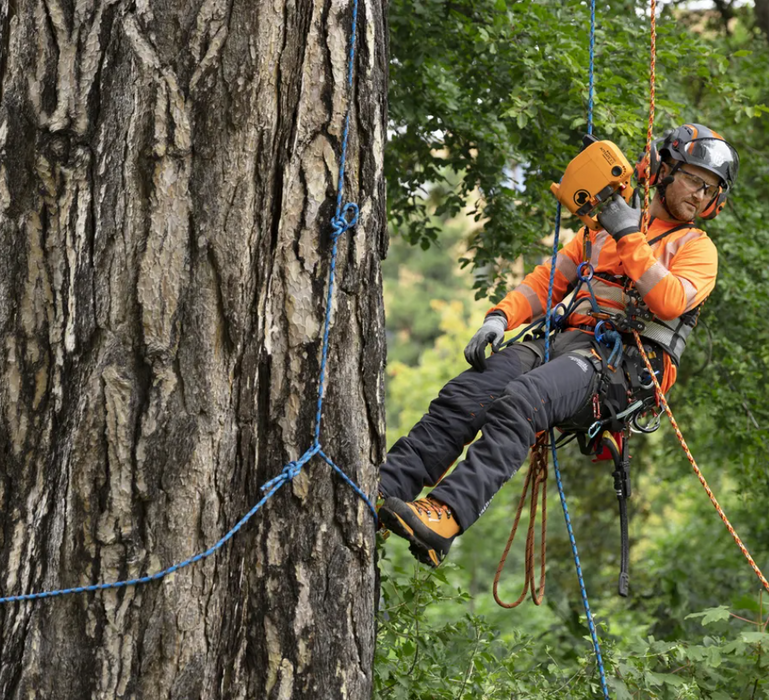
[597,190,642,241]
[464,314,507,372]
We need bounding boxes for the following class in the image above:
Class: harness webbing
[646,221,693,247]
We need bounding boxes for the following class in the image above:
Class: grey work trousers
[379,331,613,532]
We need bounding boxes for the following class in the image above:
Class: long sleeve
[487,230,586,329]
[616,230,718,321]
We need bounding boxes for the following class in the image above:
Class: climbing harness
[0,0,375,605]
[496,2,769,699]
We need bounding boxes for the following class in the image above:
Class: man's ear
[657,161,676,187]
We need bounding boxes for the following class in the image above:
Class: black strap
[647,222,696,247]
[602,433,631,597]
[583,226,593,262]
[618,434,632,596]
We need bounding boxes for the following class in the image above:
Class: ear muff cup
[635,125,735,220]
[635,141,661,186]
[700,191,727,220]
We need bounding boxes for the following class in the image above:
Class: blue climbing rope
[544,0,611,696]
[0,0,375,607]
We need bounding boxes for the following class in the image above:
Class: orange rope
[640,0,657,237]
[635,0,768,594]
[632,331,769,594]
[493,433,548,607]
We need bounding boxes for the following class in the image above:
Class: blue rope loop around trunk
[0,0,375,607]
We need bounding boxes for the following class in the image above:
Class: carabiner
[639,369,659,390]
[577,261,595,282]
[631,410,662,434]
[594,320,606,343]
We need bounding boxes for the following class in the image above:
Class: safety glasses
[676,168,721,199]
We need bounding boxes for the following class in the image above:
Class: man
[378,124,739,567]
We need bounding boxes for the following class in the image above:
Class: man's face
[660,162,722,221]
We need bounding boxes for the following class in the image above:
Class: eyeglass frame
[675,167,722,199]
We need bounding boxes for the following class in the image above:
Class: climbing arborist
[378,124,739,568]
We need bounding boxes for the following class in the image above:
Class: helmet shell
[660,123,739,192]
[634,123,739,220]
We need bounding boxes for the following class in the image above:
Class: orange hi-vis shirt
[488,218,719,394]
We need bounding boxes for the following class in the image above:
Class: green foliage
[385,295,485,447]
[386,0,753,302]
[381,0,769,696]
[376,545,615,699]
[383,220,485,367]
[376,538,769,698]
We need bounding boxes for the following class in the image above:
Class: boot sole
[378,498,453,568]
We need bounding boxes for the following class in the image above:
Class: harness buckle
[612,311,645,333]
[623,293,652,332]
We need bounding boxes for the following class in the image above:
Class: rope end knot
[330,202,359,241]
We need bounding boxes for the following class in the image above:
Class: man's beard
[663,195,698,222]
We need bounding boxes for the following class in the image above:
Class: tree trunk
[756,0,769,39]
[0,1,387,698]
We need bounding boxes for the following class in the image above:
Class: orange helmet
[635,124,739,219]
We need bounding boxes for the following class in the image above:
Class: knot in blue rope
[261,461,303,492]
[331,203,359,241]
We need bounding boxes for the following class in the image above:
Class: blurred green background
[375,1,769,696]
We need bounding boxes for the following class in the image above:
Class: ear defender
[634,141,661,186]
[635,125,736,221]
[700,189,727,220]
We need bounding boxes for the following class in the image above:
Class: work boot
[378,496,460,567]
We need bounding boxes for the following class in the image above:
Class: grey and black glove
[597,190,642,241]
[464,314,507,372]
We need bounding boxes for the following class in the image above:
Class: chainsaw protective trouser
[378,331,612,532]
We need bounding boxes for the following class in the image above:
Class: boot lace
[413,497,453,520]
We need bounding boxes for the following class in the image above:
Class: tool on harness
[593,320,623,369]
[630,399,662,433]
[618,289,652,331]
[566,324,664,598]
[550,134,635,231]
[597,430,632,596]
[587,399,643,439]
[569,411,645,597]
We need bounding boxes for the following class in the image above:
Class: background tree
[379,0,769,696]
[0,1,387,698]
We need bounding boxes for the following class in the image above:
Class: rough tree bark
[0,1,387,698]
